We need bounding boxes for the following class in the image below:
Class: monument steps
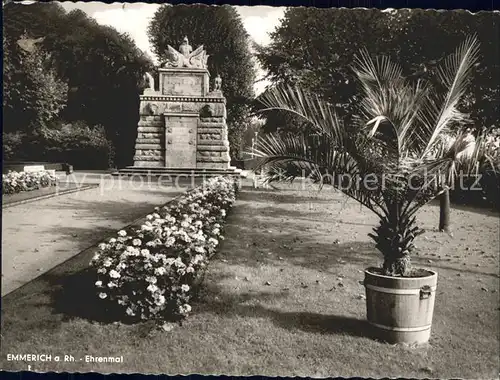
[112,166,243,178]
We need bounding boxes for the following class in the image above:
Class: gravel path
[1,172,186,296]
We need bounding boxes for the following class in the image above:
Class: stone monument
[114,37,241,178]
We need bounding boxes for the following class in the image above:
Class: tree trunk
[439,188,451,233]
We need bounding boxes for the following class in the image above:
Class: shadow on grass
[44,268,131,324]
[220,199,376,271]
[198,279,372,338]
[238,188,343,205]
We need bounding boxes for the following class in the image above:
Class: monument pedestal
[113,65,241,179]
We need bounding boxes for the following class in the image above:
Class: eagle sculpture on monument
[161,36,209,69]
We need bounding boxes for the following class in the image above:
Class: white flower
[126,307,135,316]
[179,304,192,314]
[99,292,107,299]
[186,266,195,273]
[155,267,167,276]
[118,230,127,237]
[165,236,176,247]
[132,238,142,246]
[174,257,185,267]
[107,281,117,288]
[193,254,204,263]
[109,269,121,279]
[209,237,219,246]
[146,276,157,284]
[212,228,220,235]
[97,268,107,274]
[147,284,159,293]
[194,246,206,254]
[109,238,117,244]
[146,214,153,220]
[181,221,190,229]
[103,258,112,267]
[98,243,107,250]
[181,284,190,292]
[164,258,175,266]
[221,210,226,217]
[155,295,166,306]
[92,253,100,261]
[95,280,103,287]
[141,248,150,256]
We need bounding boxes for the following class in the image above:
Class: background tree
[257,8,499,136]
[3,3,153,168]
[148,4,256,159]
[3,33,68,134]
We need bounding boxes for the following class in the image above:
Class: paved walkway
[1,172,186,296]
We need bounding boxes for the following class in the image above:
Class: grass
[1,181,499,377]
[2,182,97,207]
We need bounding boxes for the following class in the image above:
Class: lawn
[1,181,499,378]
[2,182,97,208]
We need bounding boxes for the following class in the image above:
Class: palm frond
[252,132,387,219]
[421,35,480,156]
[255,85,346,145]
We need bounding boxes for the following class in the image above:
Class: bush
[2,132,27,160]
[89,176,238,324]
[2,170,57,195]
[36,121,114,169]
[3,121,114,169]
[450,131,500,210]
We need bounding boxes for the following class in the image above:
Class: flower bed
[90,176,238,323]
[2,170,57,195]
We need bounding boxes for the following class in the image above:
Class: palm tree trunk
[439,188,451,232]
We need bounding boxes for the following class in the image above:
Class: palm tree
[252,37,480,277]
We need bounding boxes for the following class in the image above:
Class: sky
[56,2,286,94]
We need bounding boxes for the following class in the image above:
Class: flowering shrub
[90,176,238,323]
[2,170,57,195]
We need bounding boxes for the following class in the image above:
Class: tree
[257,8,499,136]
[3,33,68,133]
[3,3,153,167]
[148,4,256,159]
[253,37,480,276]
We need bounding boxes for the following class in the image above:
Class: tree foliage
[3,2,153,167]
[257,8,499,135]
[3,33,68,133]
[148,4,256,158]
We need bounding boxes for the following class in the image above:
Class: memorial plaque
[164,116,197,167]
[162,73,204,96]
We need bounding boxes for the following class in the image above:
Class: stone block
[134,161,166,168]
[197,144,227,150]
[137,126,163,133]
[198,122,224,128]
[136,138,162,144]
[135,144,163,150]
[198,133,222,141]
[161,70,207,97]
[197,162,230,169]
[136,149,163,156]
[165,103,183,112]
[199,117,224,123]
[197,127,223,133]
[133,156,163,161]
[196,156,230,163]
[198,139,224,145]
